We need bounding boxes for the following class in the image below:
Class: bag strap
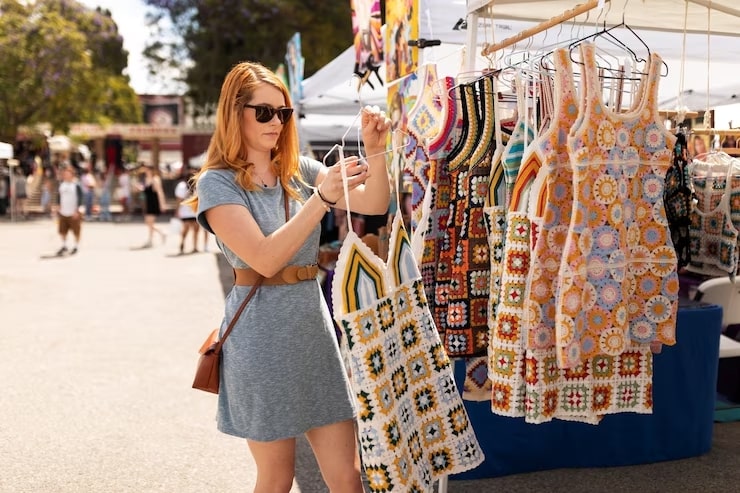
[219,190,291,351]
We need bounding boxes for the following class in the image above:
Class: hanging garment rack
[659,109,700,120]
[691,128,740,137]
[480,0,610,57]
[443,3,740,493]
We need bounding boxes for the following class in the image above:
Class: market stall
[307,2,740,491]
[437,0,739,484]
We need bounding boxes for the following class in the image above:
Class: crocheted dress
[555,42,678,371]
[332,196,484,491]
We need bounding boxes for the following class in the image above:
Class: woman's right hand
[318,155,368,204]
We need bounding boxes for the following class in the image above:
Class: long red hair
[187,61,301,210]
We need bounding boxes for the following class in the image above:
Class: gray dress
[196,157,356,441]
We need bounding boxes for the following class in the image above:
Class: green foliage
[143,0,353,114]
[0,0,142,144]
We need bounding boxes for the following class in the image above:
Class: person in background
[0,172,8,216]
[54,165,83,255]
[98,165,115,222]
[12,167,27,219]
[198,224,210,252]
[174,169,199,254]
[188,61,390,491]
[80,165,97,220]
[722,134,738,149]
[116,168,131,221]
[137,164,167,247]
[690,134,707,157]
[40,177,53,217]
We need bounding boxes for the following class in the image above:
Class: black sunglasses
[244,104,293,124]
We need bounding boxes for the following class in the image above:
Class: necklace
[252,170,272,187]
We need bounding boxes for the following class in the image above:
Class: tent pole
[480,0,607,57]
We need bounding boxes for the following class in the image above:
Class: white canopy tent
[469,0,740,124]
[467,0,740,38]
[0,142,12,160]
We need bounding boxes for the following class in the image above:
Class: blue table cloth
[452,301,722,479]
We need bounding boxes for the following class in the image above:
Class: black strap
[219,191,290,350]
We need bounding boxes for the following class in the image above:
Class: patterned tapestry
[351,0,384,88]
[385,0,419,83]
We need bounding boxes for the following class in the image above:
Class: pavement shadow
[214,252,326,491]
[39,253,70,260]
[164,251,203,259]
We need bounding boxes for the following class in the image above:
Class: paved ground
[0,218,328,493]
[0,218,461,492]
[3,217,740,493]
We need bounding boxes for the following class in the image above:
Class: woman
[174,169,200,254]
[12,167,27,219]
[138,164,167,247]
[189,61,390,491]
[690,134,708,157]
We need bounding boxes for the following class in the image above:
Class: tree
[0,0,142,144]
[143,0,353,117]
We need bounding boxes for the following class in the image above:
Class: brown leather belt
[234,264,319,286]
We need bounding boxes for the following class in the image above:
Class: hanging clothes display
[554,42,678,370]
[331,161,484,491]
[686,154,740,276]
[663,132,693,268]
[488,73,537,416]
[431,77,495,359]
[412,78,493,401]
[519,49,595,423]
[403,63,446,237]
[519,48,654,423]
[383,7,684,445]
[418,75,460,307]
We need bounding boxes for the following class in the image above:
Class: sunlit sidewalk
[0,219,328,492]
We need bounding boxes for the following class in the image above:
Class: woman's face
[694,137,706,154]
[242,83,288,155]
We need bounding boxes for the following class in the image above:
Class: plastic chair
[695,276,740,358]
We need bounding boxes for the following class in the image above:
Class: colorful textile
[403,63,445,234]
[419,77,459,311]
[332,214,484,491]
[431,84,475,351]
[521,50,653,423]
[436,77,495,358]
[488,74,539,416]
[687,162,740,276]
[556,43,679,369]
[523,49,580,374]
[663,133,692,268]
[490,210,531,415]
[500,75,536,209]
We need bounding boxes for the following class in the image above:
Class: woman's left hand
[361,105,392,153]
